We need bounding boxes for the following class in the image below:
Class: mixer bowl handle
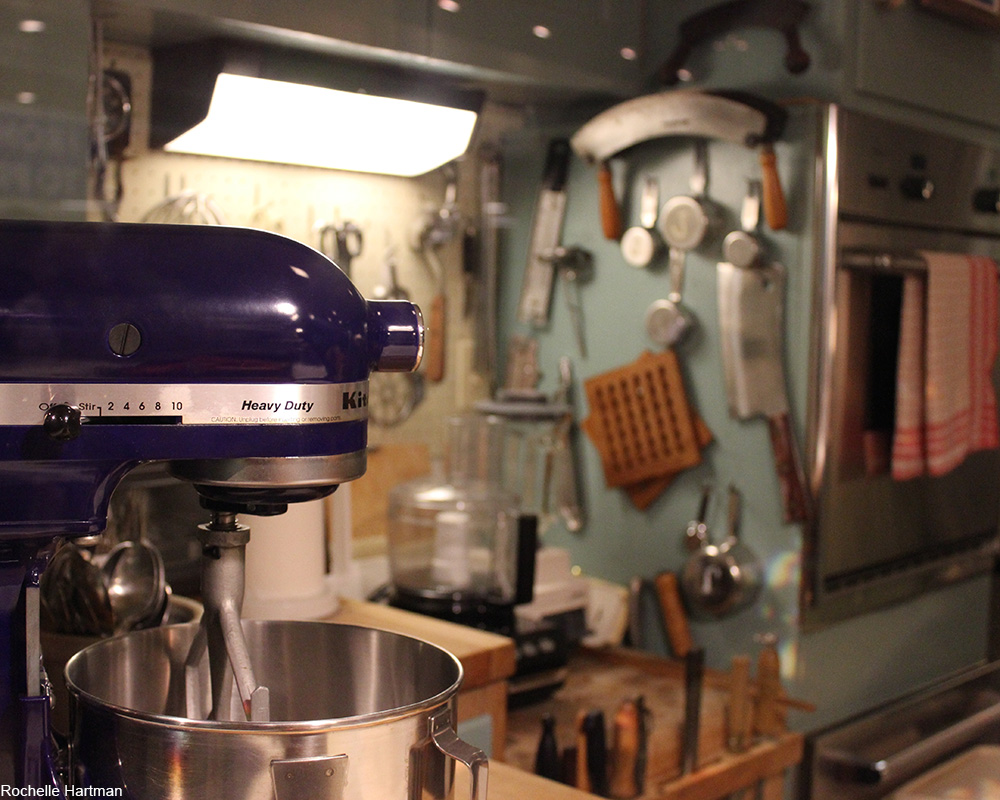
[430,707,489,800]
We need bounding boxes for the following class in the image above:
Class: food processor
[387,415,536,636]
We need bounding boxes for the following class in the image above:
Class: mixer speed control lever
[42,403,82,441]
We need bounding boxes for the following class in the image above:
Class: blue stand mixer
[0,220,424,789]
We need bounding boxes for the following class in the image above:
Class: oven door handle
[818,702,1000,786]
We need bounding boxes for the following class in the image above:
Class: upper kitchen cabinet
[95,0,430,63]
[848,1,1000,138]
[0,0,89,220]
[94,0,644,107]
[646,0,1000,141]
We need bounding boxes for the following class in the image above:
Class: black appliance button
[973,188,1000,214]
[899,175,934,201]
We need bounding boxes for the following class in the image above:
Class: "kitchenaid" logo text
[342,390,368,410]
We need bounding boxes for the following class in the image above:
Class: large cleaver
[718,261,811,523]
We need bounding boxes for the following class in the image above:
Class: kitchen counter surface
[456,760,596,799]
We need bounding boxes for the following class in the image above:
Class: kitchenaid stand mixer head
[0,220,424,788]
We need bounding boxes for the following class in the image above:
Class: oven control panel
[833,106,1000,236]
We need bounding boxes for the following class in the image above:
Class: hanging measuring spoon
[722,179,764,269]
[620,176,664,268]
[644,246,696,347]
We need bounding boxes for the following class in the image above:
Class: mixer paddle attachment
[184,510,270,722]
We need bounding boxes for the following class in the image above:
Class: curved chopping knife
[570,90,788,230]
[717,261,810,523]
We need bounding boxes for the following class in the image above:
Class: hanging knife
[517,139,571,328]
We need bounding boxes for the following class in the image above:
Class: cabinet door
[0,0,90,219]
[428,0,642,99]
[853,1,1000,131]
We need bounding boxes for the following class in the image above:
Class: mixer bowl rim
[64,619,465,732]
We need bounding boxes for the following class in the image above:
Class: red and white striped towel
[892,252,999,480]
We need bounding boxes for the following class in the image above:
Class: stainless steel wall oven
[801,106,1000,629]
[801,659,1000,800]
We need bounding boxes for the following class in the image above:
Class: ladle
[102,540,167,634]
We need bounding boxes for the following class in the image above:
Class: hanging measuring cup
[647,141,720,347]
[721,179,765,270]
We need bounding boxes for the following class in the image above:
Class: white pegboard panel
[118,152,446,314]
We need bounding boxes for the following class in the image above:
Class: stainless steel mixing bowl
[66,620,487,799]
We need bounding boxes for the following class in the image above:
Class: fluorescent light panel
[164,73,478,177]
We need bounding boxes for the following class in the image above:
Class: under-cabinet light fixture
[152,41,482,178]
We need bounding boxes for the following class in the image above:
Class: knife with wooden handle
[517,138,570,329]
[574,710,591,793]
[754,634,786,738]
[727,654,753,752]
[609,700,640,799]
[717,261,811,523]
[584,710,609,797]
[682,647,705,775]
[654,572,693,658]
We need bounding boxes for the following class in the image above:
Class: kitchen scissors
[319,220,364,279]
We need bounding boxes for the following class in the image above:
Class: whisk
[141,191,227,225]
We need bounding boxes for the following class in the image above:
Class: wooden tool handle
[727,655,753,753]
[598,162,624,241]
[654,572,693,658]
[766,413,811,524]
[759,144,788,231]
[755,639,786,738]
[609,701,640,799]
[425,292,446,382]
[574,710,591,792]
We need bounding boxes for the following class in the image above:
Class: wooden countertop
[456,760,596,800]
[329,598,517,689]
